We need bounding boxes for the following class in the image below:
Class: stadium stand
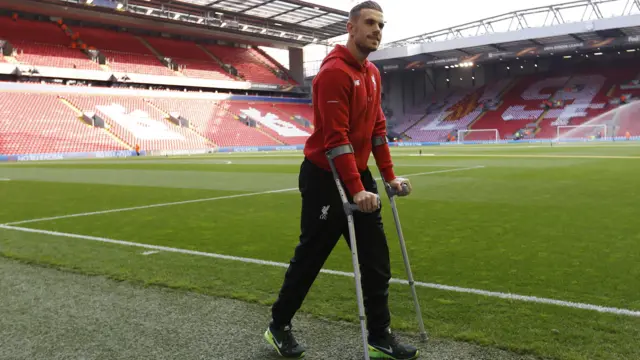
[272,103,314,127]
[368,0,640,144]
[392,61,640,143]
[391,105,430,135]
[71,26,176,76]
[204,44,291,85]
[464,75,553,141]
[224,101,311,145]
[0,93,124,155]
[403,85,504,142]
[250,47,299,85]
[141,36,234,81]
[0,17,102,70]
[1,0,639,159]
[147,98,282,147]
[62,95,214,151]
[0,2,325,157]
[0,89,316,155]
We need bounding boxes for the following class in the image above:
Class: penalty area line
[0,223,638,318]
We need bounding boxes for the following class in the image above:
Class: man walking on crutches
[264,1,424,359]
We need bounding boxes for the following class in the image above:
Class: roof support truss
[55,0,347,45]
[385,0,632,48]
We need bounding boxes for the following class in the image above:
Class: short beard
[356,41,377,56]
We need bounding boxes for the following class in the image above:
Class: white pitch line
[142,250,160,256]
[0,178,10,181]
[3,187,298,226]
[4,166,484,226]
[398,165,484,178]
[1,223,638,318]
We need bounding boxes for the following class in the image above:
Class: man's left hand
[388,177,412,196]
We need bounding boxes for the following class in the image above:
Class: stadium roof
[172,0,350,38]
[120,0,349,45]
[9,0,349,47]
[369,0,640,64]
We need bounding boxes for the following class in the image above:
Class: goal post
[556,124,607,140]
[457,129,499,143]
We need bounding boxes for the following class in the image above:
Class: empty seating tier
[205,44,290,85]
[0,18,101,70]
[62,95,213,151]
[0,93,124,155]
[147,98,281,147]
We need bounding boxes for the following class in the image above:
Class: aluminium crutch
[371,137,427,341]
[380,175,429,343]
[326,144,378,360]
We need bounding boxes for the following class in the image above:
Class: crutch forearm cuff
[372,136,388,147]
[325,144,354,160]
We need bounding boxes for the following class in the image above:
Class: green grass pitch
[1,142,639,360]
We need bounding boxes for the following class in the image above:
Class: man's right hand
[353,191,379,213]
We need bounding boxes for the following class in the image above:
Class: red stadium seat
[204,44,291,85]
[61,95,215,151]
[147,98,282,147]
[0,93,125,155]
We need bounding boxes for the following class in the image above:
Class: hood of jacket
[320,44,369,73]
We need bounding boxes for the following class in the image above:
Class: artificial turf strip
[1,145,639,360]
[1,228,638,360]
[1,256,545,360]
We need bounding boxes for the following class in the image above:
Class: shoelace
[280,327,298,347]
[374,330,399,349]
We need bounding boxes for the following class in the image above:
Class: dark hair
[349,1,383,20]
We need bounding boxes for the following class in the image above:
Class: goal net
[556,124,607,141]
[457,129,499,143]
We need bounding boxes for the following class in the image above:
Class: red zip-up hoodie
[303,45,395,196]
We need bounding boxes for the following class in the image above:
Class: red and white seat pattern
[204,44,290,85]
[0,16,295,86]
[74,26,177,76]
[465,75,566,140]
[147,98,281,147]
[273,103,314,123]
[0,93,124,155]
[142,36,233,81]
[404,86,491,142]
[0,17,101,70]
[225,101,311,145]
[464,65,639,140]
[62,95,213,151]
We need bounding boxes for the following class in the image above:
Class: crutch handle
[348,195,381,213]
[385,182,410,198]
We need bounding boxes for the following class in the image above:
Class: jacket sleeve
[316,68,365,195]
[371,86,396,182]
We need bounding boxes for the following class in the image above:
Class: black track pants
[270,158,392,337]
